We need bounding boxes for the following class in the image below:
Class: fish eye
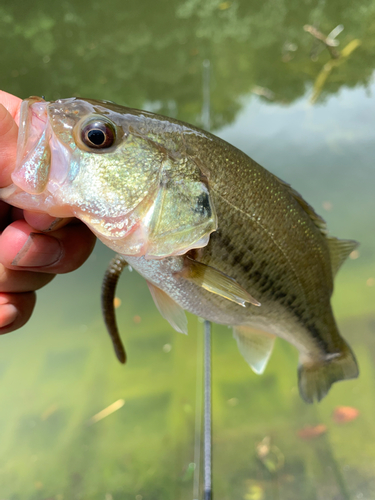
[80,120,116,149]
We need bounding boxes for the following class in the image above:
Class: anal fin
[147,282,188,334]
[233,325,276,374]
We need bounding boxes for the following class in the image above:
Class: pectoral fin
[176,256,261,308]
[147,282,188,334]
[233,326,276,374]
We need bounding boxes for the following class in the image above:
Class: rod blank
[203,320,212,500]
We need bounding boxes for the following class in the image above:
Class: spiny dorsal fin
[176,256,261,308]
[275,175,359,276]
[147,281,188,334]
[233,325,276,374]
[275,175,328,236]
[327,236,359,277]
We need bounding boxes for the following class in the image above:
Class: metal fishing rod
[193,322,203,500]
[202,59,213,500]
[203,320,212,500]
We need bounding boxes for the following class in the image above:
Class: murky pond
[0,0,375,498]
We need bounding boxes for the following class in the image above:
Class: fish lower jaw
[0,184,74,218]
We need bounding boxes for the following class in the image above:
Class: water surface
[0,1,374,498]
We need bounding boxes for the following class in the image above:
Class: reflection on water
[1,0,375,128]
[0,0,375,498]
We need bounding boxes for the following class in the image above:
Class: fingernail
[11,232,63,267]
[0,303,18,328]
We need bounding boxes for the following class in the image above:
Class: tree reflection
[0,0,374,129]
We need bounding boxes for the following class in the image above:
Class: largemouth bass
[0,96,359,403]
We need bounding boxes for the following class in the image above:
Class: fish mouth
[12,97,51,194]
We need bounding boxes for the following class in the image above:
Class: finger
[0,103,19,187]
[0,291,36,334]
[0,91,22,122]
[0,219,96,274]
[10,206,24,222]
[23,211,74,232]
[0,264,55,292]
[0,202,11,231]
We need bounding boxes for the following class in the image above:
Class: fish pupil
[88,129,105,146]
[80,119,116,149]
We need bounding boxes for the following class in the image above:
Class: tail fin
[298,344,359,404]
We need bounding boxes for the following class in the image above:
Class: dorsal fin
[275,175,359,276]
[275,175,328,236]
[327,236,358,277]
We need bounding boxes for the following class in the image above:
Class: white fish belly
[125,255,314,357]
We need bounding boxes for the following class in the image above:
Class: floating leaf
[297,424,327,440]
[332,406,360,423]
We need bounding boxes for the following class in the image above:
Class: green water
[1,0,375,498]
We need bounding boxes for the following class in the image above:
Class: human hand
[0,90,96,334]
